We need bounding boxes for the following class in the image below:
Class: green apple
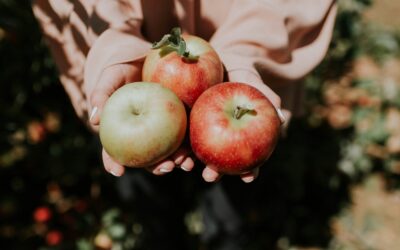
[99,82,187,168]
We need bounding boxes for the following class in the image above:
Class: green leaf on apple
[151,27,199,61]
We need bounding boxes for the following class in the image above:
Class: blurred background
[1,0,400,249]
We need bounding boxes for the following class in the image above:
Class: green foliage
[305,0,400,179]
[0,1,141,249]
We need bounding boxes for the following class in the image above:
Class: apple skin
[142,35,224,107]
[99,82,187,168]
[190,82,281,174]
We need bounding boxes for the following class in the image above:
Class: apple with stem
[99,82,187,168]
[190,82,281,175]
[142,27,224,107]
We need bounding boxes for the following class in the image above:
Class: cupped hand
[88,62,194,177]
[201,69,286,183]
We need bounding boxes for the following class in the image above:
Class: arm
[32,0,87,120]
[33,0,195,177]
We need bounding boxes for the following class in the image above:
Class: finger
[102,148,125,177]
[227,69,281,109]
[171,147,190,165]
[89,67,126,126]
[202,166,222,182]
[180,157,194,172]
[89,63,142,126]
[146,160,176,175]
[249,81,281,110]
[230,70,285,125]
[279,109,292,137]
[240,168,260,183]
[276,107,287,124]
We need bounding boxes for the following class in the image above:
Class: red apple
[190,82,281,174]
[142,27,223,107]
[99,82,187,168]
[33,206,52,223]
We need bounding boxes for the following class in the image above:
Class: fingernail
[242,176,255,183]
[180,165,190,171]
[160,167,172,173]
[276,108,286,124]
[110,170,121,177]
[203,172,216,182]
[174,155,185,165]
[89,106,98,122]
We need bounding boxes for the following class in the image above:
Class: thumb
[227,69,285,122]
[88,63,142,128]
[228,69,281,104]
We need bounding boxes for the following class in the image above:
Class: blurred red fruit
[33,206,52,223]
[46,230,63,246]
[27,121,47,143]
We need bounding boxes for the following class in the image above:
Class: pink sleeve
[32,0,150,122]
[210,0,337,86]
[32,0,87,119]
[83,0,151,100]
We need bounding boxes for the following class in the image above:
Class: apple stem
[233,106,254,120]
[152,27,199,61]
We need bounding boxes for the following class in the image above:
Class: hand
[88,62,194,176]
[201,69,285,183]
